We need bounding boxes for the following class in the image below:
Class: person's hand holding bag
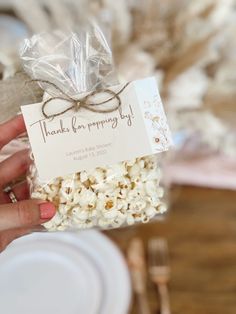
[0,115,56,252]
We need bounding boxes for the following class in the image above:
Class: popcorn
[28,155,167,231]
[126,213,135,225]
[106,163,127,178]
[103,209,118,220]
[58,204,71,215]
[145,206,156,218]
[78,188,97,207]
[145,181,158,196]
[157,203,168,214]
[79,171,88,182]
[72,207,89,220]
[148,196,161,207]
[141,214,150,223]
[127,163,140,178]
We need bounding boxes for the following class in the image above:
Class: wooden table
[106,185,236,314]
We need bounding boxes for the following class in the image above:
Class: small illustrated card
[22,77,172,181]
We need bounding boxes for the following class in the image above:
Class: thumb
[0,200,56,232]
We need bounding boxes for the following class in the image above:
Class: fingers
[13,181,29,200]
[0,149,31,188]
[0,225,44,252]
[0,227,31,252]
[0,181,29,204]
[0,200,56,232]
[0,115,26,150]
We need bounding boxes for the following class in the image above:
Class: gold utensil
[127,238,151,314]
[148,238,171,314]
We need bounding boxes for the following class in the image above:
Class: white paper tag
[21,77,172,181]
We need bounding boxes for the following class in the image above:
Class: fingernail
[39,203,56,220]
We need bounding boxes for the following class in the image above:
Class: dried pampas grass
[99,0,236,157]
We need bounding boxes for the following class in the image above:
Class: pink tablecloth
[165,154,236,190]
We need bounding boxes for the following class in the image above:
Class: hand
[0,115,56,252]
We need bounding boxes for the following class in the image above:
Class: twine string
[28,79,130,119]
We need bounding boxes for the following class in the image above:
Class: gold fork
[127,238,151,314]
[148,238,171,314]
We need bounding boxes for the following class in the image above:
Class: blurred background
[0,0,236,314]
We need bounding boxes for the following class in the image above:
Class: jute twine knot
[26,79,130,119]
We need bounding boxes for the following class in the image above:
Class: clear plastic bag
[20,23,168,231]
[28,155,166,231]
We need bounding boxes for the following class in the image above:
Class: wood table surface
[106,185,236,314]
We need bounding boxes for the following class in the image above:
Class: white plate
[0,231,131,314]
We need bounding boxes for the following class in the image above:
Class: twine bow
[28,79,130,119]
